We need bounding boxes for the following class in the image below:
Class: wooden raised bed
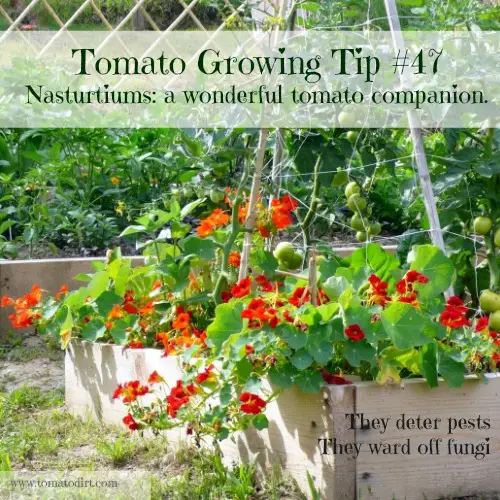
[65,340,500,500]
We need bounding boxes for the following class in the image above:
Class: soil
[7,231,399,261]
[15,242,140,260]
[0,336,64,393]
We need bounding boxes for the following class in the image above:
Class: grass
[0,385,305,499]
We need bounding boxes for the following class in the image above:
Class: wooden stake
[238,129,269,280]
[239,0,289,276]
[383,0,452,297]
[309,248,318,306]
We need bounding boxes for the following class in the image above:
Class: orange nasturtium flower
[108,304,124,320]
[196,208,230,237]
[172,306,191,331]
[148,371,165,385]
[1,284,43,328]
[228,252,241,268]
[55,284,69,301]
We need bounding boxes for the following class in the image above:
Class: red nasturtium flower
[148,371,165,385]
[138,302,154,316]
[239,392,267,414]
[345,324,365,342]
[0,296,13,308]
[128,340,144,349]
[123,414,139,431]
[446,296,468,313]
[322,372,352,385]
[113,381,149,403]
[366,274,391,307]
[396,270,429,294]
[241,298,280,328]
[394,270,429,308]
[288,286,329,307]
[439,296,470,329]
[195,364,215,384]
[228,252,241,268]
[122,290,139,314]
[166,380,199,417]
[255,274,274,292]
[231,277,252,298]
[475,316,489,333]
[398,292,420,307]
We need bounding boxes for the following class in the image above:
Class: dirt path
[0,336,64,393]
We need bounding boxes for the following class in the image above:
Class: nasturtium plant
[2,181,500,442]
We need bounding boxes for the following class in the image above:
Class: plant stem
[301,155,322,256]
[463,130,486,148]
[484,127,499,291]
[212,169,249,305]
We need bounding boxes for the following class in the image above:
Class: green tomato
[473,216,492,235]
[278,261,291,271]
[333,170,349,187]
[316,255,327,265]
[345,181,360,198]
[210,189,225,203]
[494,228,500,248]
[368,222,382,236]
[490,310,500,332]
[347,193,367,212]
[338,111,354,128]
[346,131,359,143]
[183,187,194,198]
[350,213,366,232]
[290,251,303,270]
[356,231,368,242]
[273,242,295,263]
[480,290,500,313]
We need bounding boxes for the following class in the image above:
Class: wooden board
[65,341,500,499]
[354,376,500,500]
[65,341,339,498]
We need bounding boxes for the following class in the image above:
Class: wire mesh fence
[0,0,273,34]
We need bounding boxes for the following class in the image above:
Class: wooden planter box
[66,340,500,500]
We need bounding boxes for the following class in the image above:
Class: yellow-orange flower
[196,208,230,237]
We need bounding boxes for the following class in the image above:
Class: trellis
[0,0,258,36]
[1,0,450,289]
